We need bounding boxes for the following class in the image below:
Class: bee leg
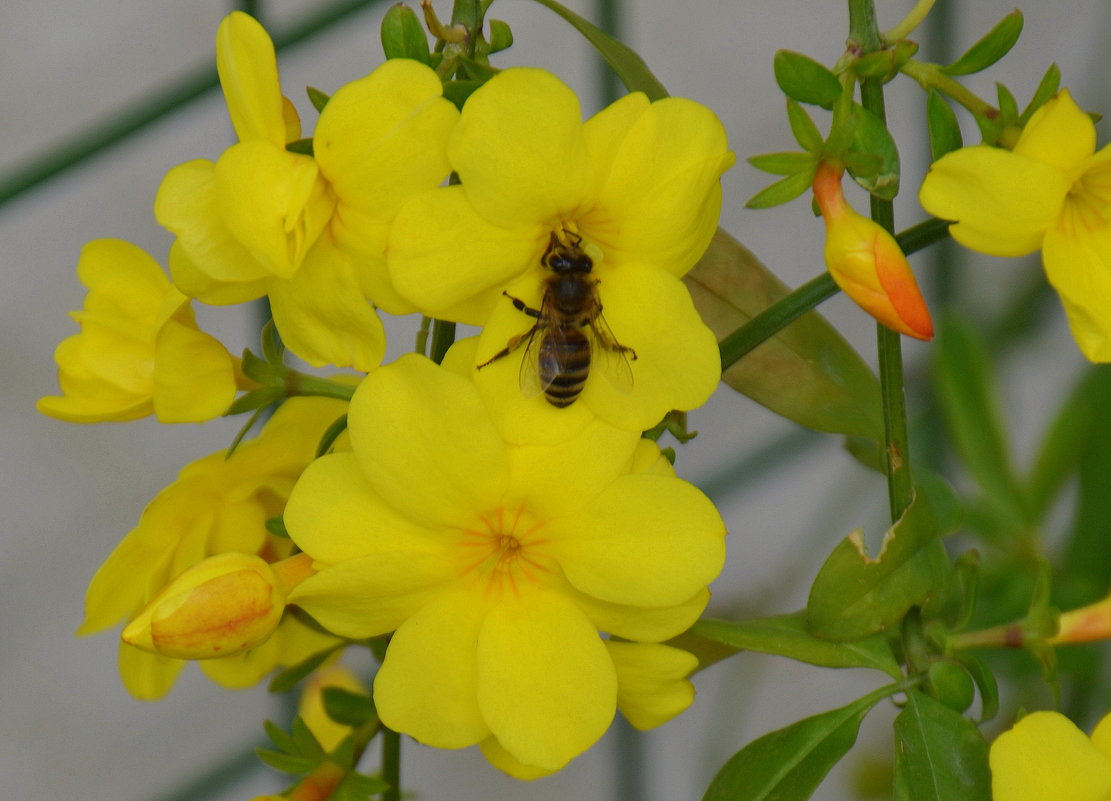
[476,324,539,370]
[502,291,542,319]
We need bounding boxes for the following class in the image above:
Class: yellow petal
[477,588,615,770]
[1013,89,1096,171]
[152,319,237,422]
[548,473,725,607]
[1091,712,1111,760]
[990,711,1111,801]
[607,641,697,730]
[166,240,269,305]
[216,11,287,146]
[118,642,186,700]
[478,736,555,780]
[267,241,386,371]
[449,68,593,230]
[581,91,651,190]
[374,588,490,748]
[572,586,710,642]
[1042,215,1111,361]
[919,145,1069,257]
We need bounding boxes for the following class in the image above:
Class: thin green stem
[429,319,457,364]
[900,60,998,121]
[381,726,402,801]
[286,372,357,402]
[416,315,432,356]
[897,216,950,256]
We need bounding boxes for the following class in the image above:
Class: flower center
[456,505,552,597]
[1064,161,1111,234]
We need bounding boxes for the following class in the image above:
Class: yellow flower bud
[122,552,288,659]
[813,162,933,340]
[1051,595,1111,646]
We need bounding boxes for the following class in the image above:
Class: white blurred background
[4,1,1108,799]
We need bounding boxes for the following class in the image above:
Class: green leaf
[487,19,513,53]
[285,138,314,156]
[926,89,963,161]
[748,151,817,176]
[306,86,330,113]
[524,0,668,100]
[932,313,1031,529]
[1018,63,1061,127]
[786,99,823,152]
[380,3,431,64]
[334,772,391,801]
[224,387,284,417]
[682,229,883,441]
[269,647,340,694]
[807,491,948,640]
[745,169,816,209]
[703,690,886,801]
[689,612,901,677]
[953,652,999,722]
[442,79,484,110]
[322,687,377,728]
[853,40,918,81]
[264,719,296,754]
[942,10,1024,76]
[290,716,325,760]
[265,515,289,539]
[773,51,842,109]
[996,83,1018,123]
[892,691,991,801]
[316,413,350,458]
[255,748,317,775]
[846,104,899,199]
[261,319,285,365]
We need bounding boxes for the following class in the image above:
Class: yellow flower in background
[298,664,370,752]
[812,162,933,340]
[990,710,1111,801]
[387,68,733,435]
[283,354,725,775]
[919,89,1111,360]
[36,238,240,423]
[78,396,347,699]
[155,11,458,370]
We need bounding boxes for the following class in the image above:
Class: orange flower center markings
[456,505,552,597]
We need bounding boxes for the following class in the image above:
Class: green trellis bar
[0,0,386,209]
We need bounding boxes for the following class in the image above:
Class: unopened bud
[122,552,288,659]
[813,161,933,340]
[1051,596,1111,646]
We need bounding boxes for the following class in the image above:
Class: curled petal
[216,11,287,146]
[607,641,697,730]
[572,586,709,643]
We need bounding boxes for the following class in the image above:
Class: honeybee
[477,231,636,407]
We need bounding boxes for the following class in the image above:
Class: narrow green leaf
[261,319,285,365]
[786,99,823,152]
[487,19,513,53]
[773,51,842,109]
[1018,63,1061,127]
[807,491,948,640]
[893,692,991,801]
[285,138,314,156]
[264,719,295,754]
[322,687,378,727]
[265,515,290,539]
[380,3,431,64]
[703,690,886,801]
[932,313,1031,528]
[255,747,317,775]
[846,104,899,200]
[682,229,883,441]
[996,83,1018,122]
[334,772,391,801]
[926,89,963,161]
[290,716,325,760]
[745,169,816,209]
[942,10,1024,76]
[690,612,902,677]
[854,40,918,81]
[224,387,284,417]
[316,413,350,458]
[524,0,668,100]
[747,151,817,176]
[306,86,330,113]
[269,647,340,694]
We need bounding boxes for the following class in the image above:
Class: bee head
[543,230,593,274]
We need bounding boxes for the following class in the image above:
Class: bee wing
[588,309,635,395]
[517,321,550,399]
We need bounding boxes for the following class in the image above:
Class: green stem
[429,319,457,364]
[381,727,402,801]
[286,372,357,401]
[900,60,998,121]
[416,315,432,356]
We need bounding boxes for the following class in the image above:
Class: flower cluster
[41,9,733,781]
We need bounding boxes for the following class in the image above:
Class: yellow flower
[78,396,346,699]
[812,162,933,340]
[919,89,1111,360]
[37,239,240,423]
[387,68,734,434]
[154,12,458,370]
[991,710,1111,801]
[284,354,725,775]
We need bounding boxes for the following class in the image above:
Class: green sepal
[747,151,817,176]
[316,413,350,457]
[255,748,318,775]
[322,687,377,727]
[241,346,284,384]
[269,646,342,693]
[683,229,883,441]
[807,490,948,641]
[892,691,991,801]
[332,772,390,801]
[926,89,963,161]
[1018,63,1061,127]
[702,689,887,801]
[487,19,513,53]
[953,651,999,722]
[224,386,284,417]
[260,319,285,365]
[285,138,314,156]
[290,716,326,760]
[442,79,484,110]
[745,169,816,209]
[306,86,330,113]
[264,719,296,753]
[687,612,902,677]
[380,3,432,64]
[455,56,497,82]
[996,83,1018,123]
[941,10,1023,76]
[786,98,823,152]
[853,40,918,82]
[773,50,842,110]
[845,104,899,200]
[524,0,668,100]
[265,515,290,539]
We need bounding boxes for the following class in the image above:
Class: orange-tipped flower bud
[812,161,933,340]
[122,552,292,659]
[1051,596,1111,646]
